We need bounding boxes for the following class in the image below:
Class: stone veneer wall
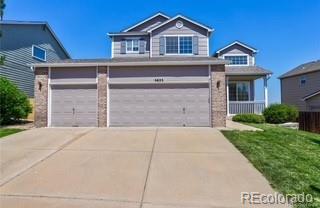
[97,66,108,127]
[34,67,48,127]
[211,65,227,127]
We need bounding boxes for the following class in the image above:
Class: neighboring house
[279,60,320,111]
[31,12,271,128]
[215,41,272,116]
[0,21,70,97]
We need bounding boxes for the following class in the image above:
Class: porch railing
[229,101,265,115]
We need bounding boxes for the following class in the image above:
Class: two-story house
[279,60,320,111]
[31,12,271,128]
[0,20,70,97]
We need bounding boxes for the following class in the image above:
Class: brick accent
[211,65,227,127]
[97,66,108,127]
[34,67,48,127]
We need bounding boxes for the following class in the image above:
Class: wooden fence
[299,112,320,134]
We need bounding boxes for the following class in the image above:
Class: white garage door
[109,84,210,127]
[51,84,97,127]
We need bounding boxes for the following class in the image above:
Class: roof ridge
[278,59,320,79]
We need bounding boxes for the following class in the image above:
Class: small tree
[0,77,32,125]
[0,0,6,64]
[0,0,5,21]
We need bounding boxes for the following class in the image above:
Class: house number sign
[154,78,164,83]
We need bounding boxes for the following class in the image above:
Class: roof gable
[147,14,213,33]
[0,20,70,58]
[216,41,258,55]
[122,12,170,32]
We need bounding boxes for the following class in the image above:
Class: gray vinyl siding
[109,65,209,83]
[218,44,255,66]
[151,18,209,57]
[306,94,320,111]
[50,67,97,84]
[281,70,320,111]
[0,24,69,97]
[112,35,150,58]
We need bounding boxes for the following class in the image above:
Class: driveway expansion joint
[0,193,140,204]
[139,128,158,208]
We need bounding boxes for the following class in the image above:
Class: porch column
[226,77,229,116]
[264,75,268,108]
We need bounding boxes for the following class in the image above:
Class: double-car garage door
[49,66,210,127]
[109,84,209,126]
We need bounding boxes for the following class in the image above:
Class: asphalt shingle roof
[279,60,320,79]
[226,66,272,75]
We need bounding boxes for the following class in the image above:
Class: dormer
[108,13,213,58]
[215,41,258,66]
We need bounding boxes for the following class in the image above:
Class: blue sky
[4,0,320,103]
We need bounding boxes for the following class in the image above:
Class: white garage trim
[47,67,51,127]
[107,66,110,127]
[208,65,212,127]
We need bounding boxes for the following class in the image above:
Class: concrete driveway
[0,128,286,208]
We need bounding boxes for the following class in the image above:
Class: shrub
[0,77,32,125]
[232,114,265,123]
[263,104,298,124]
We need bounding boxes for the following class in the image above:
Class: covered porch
[226,73,271,116]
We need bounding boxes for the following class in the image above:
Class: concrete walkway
[0,128,287,208]
[217,120,263,131]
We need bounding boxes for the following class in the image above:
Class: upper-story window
[32,45,46,61]
[165,36,193,54]
[126,39,139,53]
[224,55,248,65]
[300,76,307,87]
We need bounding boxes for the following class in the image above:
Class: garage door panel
[109,83,210,127]
[51,85,97,127]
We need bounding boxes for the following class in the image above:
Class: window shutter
[193,36,199,55]
[120,40,126,54]
[159,36,165,55]
[139,39,146,54]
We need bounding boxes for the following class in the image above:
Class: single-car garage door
[109,83,210,127]
[51,84,97,127]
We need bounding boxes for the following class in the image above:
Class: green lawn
[0,128,24,138]
[222,124,320,208]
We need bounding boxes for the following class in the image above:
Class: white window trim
[222,54,250,66]
[164,35,194,55]
[228,81,251,101]
[32,45,47,62]
[125,39,140,54]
